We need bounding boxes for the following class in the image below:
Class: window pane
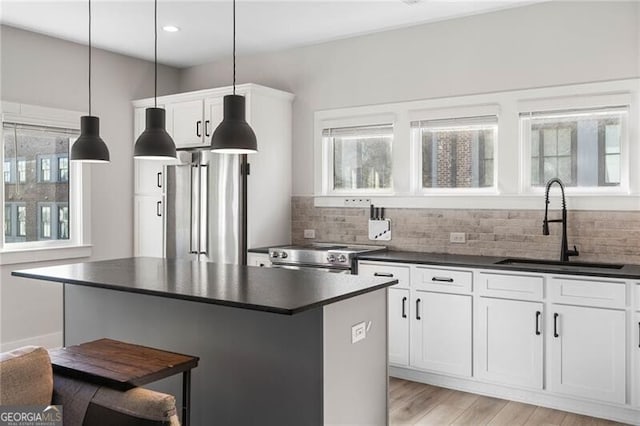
[328,125,393,190]
[525,108,625,187]
[4,205,10,236]
[419,118,497,189]
[58,206,69,240]
[3,124,75,243]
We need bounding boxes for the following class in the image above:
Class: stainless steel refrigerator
[165,150,246,264]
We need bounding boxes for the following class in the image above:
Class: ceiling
[1,1,543,69]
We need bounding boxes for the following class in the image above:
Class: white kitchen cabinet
[204,96,224,138]
[634,311,640,408]
[411,290,472,377]
[134,106,166,196]
[134,195,164,258]
[549,304,626,404]
[247,252,271,267]
[357,261,410,366]
[170,99,205,147]
[476,297,543,389]
[388,288,410,366]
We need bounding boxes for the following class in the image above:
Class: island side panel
[64,285,323,426]
[322,288,388,424]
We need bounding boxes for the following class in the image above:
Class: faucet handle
[568,245,580,257]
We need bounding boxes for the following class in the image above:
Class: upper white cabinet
[549,304,626,404]
[170,99,206,147]
[133,84,294,257]
[477,297,543,389]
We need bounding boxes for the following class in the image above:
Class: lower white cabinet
[388,288,410,366]
[549,304,626,404]
[411,291,472,377]
[476,297,543,389]
[634,311,640,408]
[134,195,164,258]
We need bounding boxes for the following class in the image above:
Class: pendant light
[211,0,257,154]
[134,0,176,160]
[70,0,110,163]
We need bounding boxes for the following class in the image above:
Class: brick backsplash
[291,196,640,264]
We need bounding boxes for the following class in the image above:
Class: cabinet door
[411,291,472,377]
[171,100,204,147]
[134,195,164,257]
[204,97,224,140]
[549,304,625,404]
[247,253,271,267]
[388,288,410,366]
[477,298,543,389]
[134,162,164,195]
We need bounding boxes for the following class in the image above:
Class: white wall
[179,1,640,196]
[0,25,181,350]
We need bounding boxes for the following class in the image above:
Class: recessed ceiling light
[162,25,180,33]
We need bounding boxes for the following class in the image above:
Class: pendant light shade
[71,0,110,163]
[71,116,110,163]
[134,108,177,160]
[133,0,176,160]
[211,95,257,154]
[211,0,257,154]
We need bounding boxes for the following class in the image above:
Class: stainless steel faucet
[543,178,579,262]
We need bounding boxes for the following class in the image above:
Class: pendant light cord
[88,0,92,116]
[233,0,236,95]
[154,0,158,107]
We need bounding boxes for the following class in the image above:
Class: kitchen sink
[495,258,624,270]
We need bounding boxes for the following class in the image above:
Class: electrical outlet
[303,229,316,239]
[351,322,366,344]
[343,198,371,207]
[450,232,466,243]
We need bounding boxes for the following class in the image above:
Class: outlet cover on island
[450,232,466,243]
[351,321,366,344]
[303,229,316,239]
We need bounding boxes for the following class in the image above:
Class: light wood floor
[389,378,629,426]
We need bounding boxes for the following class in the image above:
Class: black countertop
[12,257,397,315]
[358,251,640,279]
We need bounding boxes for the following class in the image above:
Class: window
[323,124,393,191]
[58,156,69,182]
[522,107,626,188]
[17,205,26,237]
[412,116,497,189]
[40,205,51,239]
[3,161,10,183]
[4,205,10,236]
[58,205,69,240]
[3,122,76,245]
[40,157,51,182]
[17,160,26,183]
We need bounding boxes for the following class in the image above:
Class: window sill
[313,194,640,211]
[0,244,92,266]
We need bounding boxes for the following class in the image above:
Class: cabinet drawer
[412,266,472,293]
[479,272,543,301]
[357,262,410,289]
[549,277,626,308]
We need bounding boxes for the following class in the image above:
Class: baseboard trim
[390,366,640,425]
[0,332,63,353]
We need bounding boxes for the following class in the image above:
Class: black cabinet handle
[156,172,162,188]
[196,120,202,137]
[432,276,454,283]
[156,201,162,217]
[553,313,559,338]
[638,322,639,348]
[535,311,541,335]
[374,272,394,277]
[205,120,211,137]
[416,298,421,320]
[401,297,407,318]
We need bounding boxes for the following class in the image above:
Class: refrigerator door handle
[189,164,199,254]
[199,164,209,256]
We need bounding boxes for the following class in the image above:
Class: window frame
[520,106,630,195]
[0,101,93,264]
[410,115,499,195]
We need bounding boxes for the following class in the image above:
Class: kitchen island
[13,257,398,426]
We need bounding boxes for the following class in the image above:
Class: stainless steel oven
[267,243,386,274]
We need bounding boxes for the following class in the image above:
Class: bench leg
[182,371,191,426]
